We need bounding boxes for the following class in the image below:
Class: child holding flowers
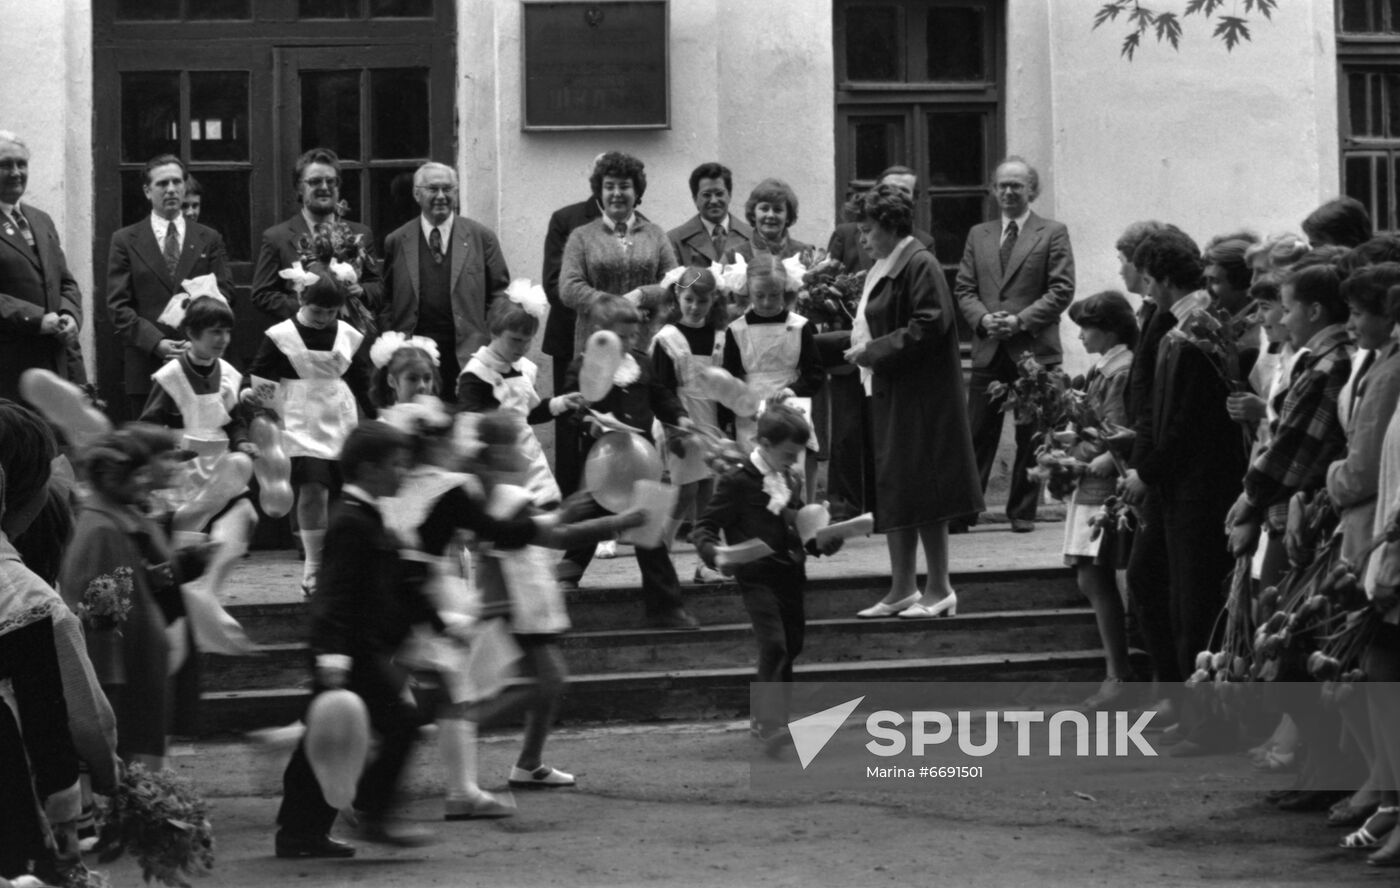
[245,262,372,597]
[1061,290,1138,709]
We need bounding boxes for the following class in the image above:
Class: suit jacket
[542,197,601,360]
[105,219,233,396]
[954,211,1075,368]
[667,214,753,268]
[826,222,934,273]
[0,203,82,401]
[380,215,511,370]
[249,213,383,320]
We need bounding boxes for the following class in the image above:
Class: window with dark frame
[1337,0,1400,232]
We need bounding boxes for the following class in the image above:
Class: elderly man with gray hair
[380,161,511,399]
[0,130,83,403]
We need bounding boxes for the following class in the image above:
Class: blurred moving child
[692,405,842,754]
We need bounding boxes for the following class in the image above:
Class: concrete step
[224,567,1081,643]
[200,607,1100,692]
[196,648,1126,735]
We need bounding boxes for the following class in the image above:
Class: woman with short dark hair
[843,185,982,619]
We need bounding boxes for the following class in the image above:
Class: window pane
[119,170,150,228]
[187,170,252,262]
[121,72,180,163]
[337,170,365,232]
[188,0,251,19]
[1390,0,1400,31]
[301,71,361,160]
[299,0,359,18]
[371,0,432,16]
[370,69,429,159]
[1382,155,1393,231]
[927,6,985,80]
[369,166,421,251]
[1350,72,1374,137]
[851,117,903,181]
[927,112,985,187]
[115,0,178,20]
[1345,156,1375,226]
[189,72,249,162]
[845,6,900,81]
[929,194,987,264]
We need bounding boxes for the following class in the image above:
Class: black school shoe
[274,831,356,859]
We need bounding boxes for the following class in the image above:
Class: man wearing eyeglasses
[954,156,1076,533]
[250,147,383,321]
[380,161,510,400]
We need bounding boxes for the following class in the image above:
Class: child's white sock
[439,718,485,801]
[300,529,325,591]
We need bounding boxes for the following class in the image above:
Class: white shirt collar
[1092,343,1130,372]
[0,200,19,217]
[301,208,335,232]
[1168,290,1211,322]
[1001,210,1031,237]
[419,214,454,243]
[601,213,637,234]
[703,216,731,237]
[341,483,379,510]
[150,211,185,240]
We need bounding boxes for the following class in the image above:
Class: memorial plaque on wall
[522,0,669,131]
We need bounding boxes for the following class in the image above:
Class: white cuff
[316,653,352,672]
[549,396,570,416]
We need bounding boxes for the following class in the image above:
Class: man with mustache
[250,147,383,322]
[380,161,511,399]
[105,153,233,418]
[0,130,84,403]
[667,162,752,268]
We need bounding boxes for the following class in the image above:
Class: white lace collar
[613,352,641,388]
[750,448,791,515]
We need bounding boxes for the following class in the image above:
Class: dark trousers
[1126,491,1177,686]
[967,348,1043,521]
[427,335,461,404]
[741,568,806,732]
[557,495,684,615]
[277,684,425,835]
[552,354,583,497]
[824,371,871,519]
[126,393,149,424]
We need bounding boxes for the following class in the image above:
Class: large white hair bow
[328,258,359,285]
[277,261,320,293]
[505,278,549,319]
[369,331,442,368]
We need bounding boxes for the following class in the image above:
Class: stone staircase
[197,564,1108,735]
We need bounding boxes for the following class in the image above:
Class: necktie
[10,210,34,250]
[163,222,181,277]
[712,224,726,261]
[999,220,1018,273]
[429,226,444,264]
[615,221,629,241]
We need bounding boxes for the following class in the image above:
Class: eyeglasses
[303,176,340,188]
[417,185,457,195]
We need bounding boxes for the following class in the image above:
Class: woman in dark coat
[844,185,983,619]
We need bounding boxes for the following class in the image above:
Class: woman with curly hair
[736,177,812,262]
[559,151,678,359]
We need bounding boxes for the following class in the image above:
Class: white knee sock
[300,530,325,587]
[439,718,483,801]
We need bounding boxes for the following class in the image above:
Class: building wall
[0,0,95,375]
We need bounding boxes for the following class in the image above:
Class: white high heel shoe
[897,592,958,619]
[856,593,920,619]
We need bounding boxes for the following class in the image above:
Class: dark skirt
[290,457,343,490]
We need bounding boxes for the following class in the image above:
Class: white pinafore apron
[152,357,246,510]
[463,348,562,507]
[265,320,363,460]
[729,313,818,453]
[651,324,724,486]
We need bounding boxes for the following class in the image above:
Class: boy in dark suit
[692,405,842,753]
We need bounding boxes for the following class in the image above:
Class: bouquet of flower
[96,764,215,887]
[296,219,379,339]
[988,354,1096,498]
[74,567,135,631]
[1164,303,1247,390]
[793,248,867,332]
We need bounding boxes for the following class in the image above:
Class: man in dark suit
[0,131,83,402]
[105,154,234,418]
[250,147,382,321]
[541,156,604,496]
[820,166,934,520]
[955,156,1075,532]
[380,162,510,400]
[667,162,753,268]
